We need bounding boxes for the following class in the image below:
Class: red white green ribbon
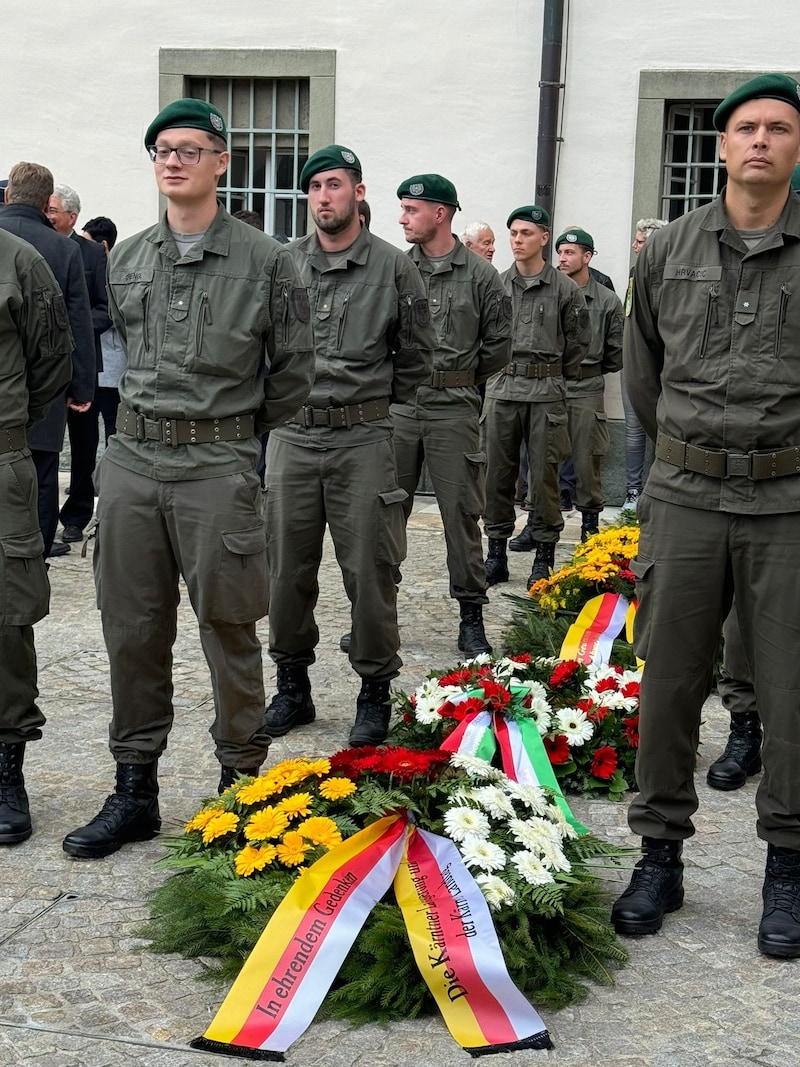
[191,814,552,1059]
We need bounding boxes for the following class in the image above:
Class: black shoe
[349,678,392,746]
[485,538,509,586]
[47,541,71,558]
[580,513,600,543]
[62,762,161,858]
[509,524,536,552]
[61,525,84,542]
[339,632,351,654]
[527,541,556,589]
[218,766,260,794]
[706,712,762,791]
[0,742,32,845]
[758,845,800,958]
[457,603,492,657]
[560,489,574,511]
[265,665,316,737]
[611,838,684,935]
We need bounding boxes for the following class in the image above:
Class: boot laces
[628,857,679,895]
[764,878,800,919]
[88,792,146,829]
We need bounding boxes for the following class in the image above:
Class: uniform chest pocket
[109,268,155,368]
[190,291,255,379]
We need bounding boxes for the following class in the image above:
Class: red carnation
[544,734,571,765]
[479,679,511,709]
[590,745,618,780]
[621,680,640,699]
[510,653,532,664]
[549,660,579,688]
[594,677,619,694]
[438,668,472,687]
[623,714,640,749]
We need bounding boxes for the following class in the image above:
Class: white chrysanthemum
[503,780,549,815]
[508,816,563,851]
[595,690,638,712]
[443,806,491,842]
[556,707,594,746]
[528,696,554,736]
[538,837,572,873]
[533,655,559,669]
[449,752,503,780]
[476,873,516,910]
[460,652,492,667]
[414,681,462,724]
[459,835,507,872]
[525,680,549,703]
[549,804,579,840]
[512,850,555,885]
[470,785,516,819]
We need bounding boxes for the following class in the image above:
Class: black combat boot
[509,515,536,552]
[758,844,800,958]
[264,665,316,737]
[485,538,509,586]
[457,603,493,657]
[580,511,600,543]
[62,762,161,858]
[339,632,351,653]
[611,837,684,935]
[527,541,556,588]
[218,766,261,794]
[0,742,32,845]
[349,678,392,746]
[706,712,762,791]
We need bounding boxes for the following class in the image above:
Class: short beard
[312,204,358,236]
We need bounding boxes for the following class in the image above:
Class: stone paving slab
[2,492,797,1066]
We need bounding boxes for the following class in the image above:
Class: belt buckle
[725,452,751,478]
[134,413,147,441]
[431,370,444,388]
[299,406,315,428]
[160,418,179,447]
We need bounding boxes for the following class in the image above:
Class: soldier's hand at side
[67,398,92,413]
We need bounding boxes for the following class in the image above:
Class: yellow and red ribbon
[559,592,630,667]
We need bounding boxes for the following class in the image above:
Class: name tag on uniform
[663,265,722,281]
[117,268,154,285]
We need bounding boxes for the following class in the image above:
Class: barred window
[661,102,727,221]
[186,75,310,241]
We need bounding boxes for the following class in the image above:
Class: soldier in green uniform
[264,146,434,747]
[62,99,314,859]
[0,228,73,844]
[394,174,511,655]
[482,206,589,589]
[612,74,800,958]
[554,228,622,542]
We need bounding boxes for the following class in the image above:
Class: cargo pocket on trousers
[1,530,49,626]
[213,525,268,623]
[629,555,655,661]
[461,451,487,518]
[545,409,570,463]
[376,487,409,566]
[591,410,610,456]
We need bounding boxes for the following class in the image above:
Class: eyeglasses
[46,207,70,216]
[147,145,224,165]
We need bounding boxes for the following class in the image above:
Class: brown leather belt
[575,364,603,380]
[292,398,390,428]
[504,361,562,379]
[0,425,26,454]
[656,431,800,480]
[429,369,475,388]
[116,408,255,447]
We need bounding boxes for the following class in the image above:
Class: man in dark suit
[48,184,110,547]
[0,163,95,557]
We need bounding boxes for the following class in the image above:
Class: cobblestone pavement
[2,491,796,1067]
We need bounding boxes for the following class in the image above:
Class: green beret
[555,228,595,252]
[145,98,227,147]
[792,164,800,192]
[300,145,362,193]
[396,174,460,209]
[713,73,800,132]
[506,205,551,229]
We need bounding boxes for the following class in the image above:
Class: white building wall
[5,0,800,283]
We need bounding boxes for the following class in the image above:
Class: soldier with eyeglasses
[63,98,314,860]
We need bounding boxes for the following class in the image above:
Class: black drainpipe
[535,0,566,223]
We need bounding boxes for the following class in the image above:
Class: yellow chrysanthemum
[185,806,225,833]
[302,758,331,777]
[244,806,291,842]
[276,792,313,819]
[296,816,343,848]
[201,811,240,843]
[318,777,357,801]
[275,831,311,867]
[234,844,277,877]
[236,777,283,805]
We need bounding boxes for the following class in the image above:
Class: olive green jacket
[566,275,624,399]
[485,262,590,403]
[105,206,314,480]
[274,225,435,449]
[392,237,511,419]
[625,190,800,513]
[0,229,73,436]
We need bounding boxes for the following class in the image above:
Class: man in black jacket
[0,163,95,557]
[47,184,110,545]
